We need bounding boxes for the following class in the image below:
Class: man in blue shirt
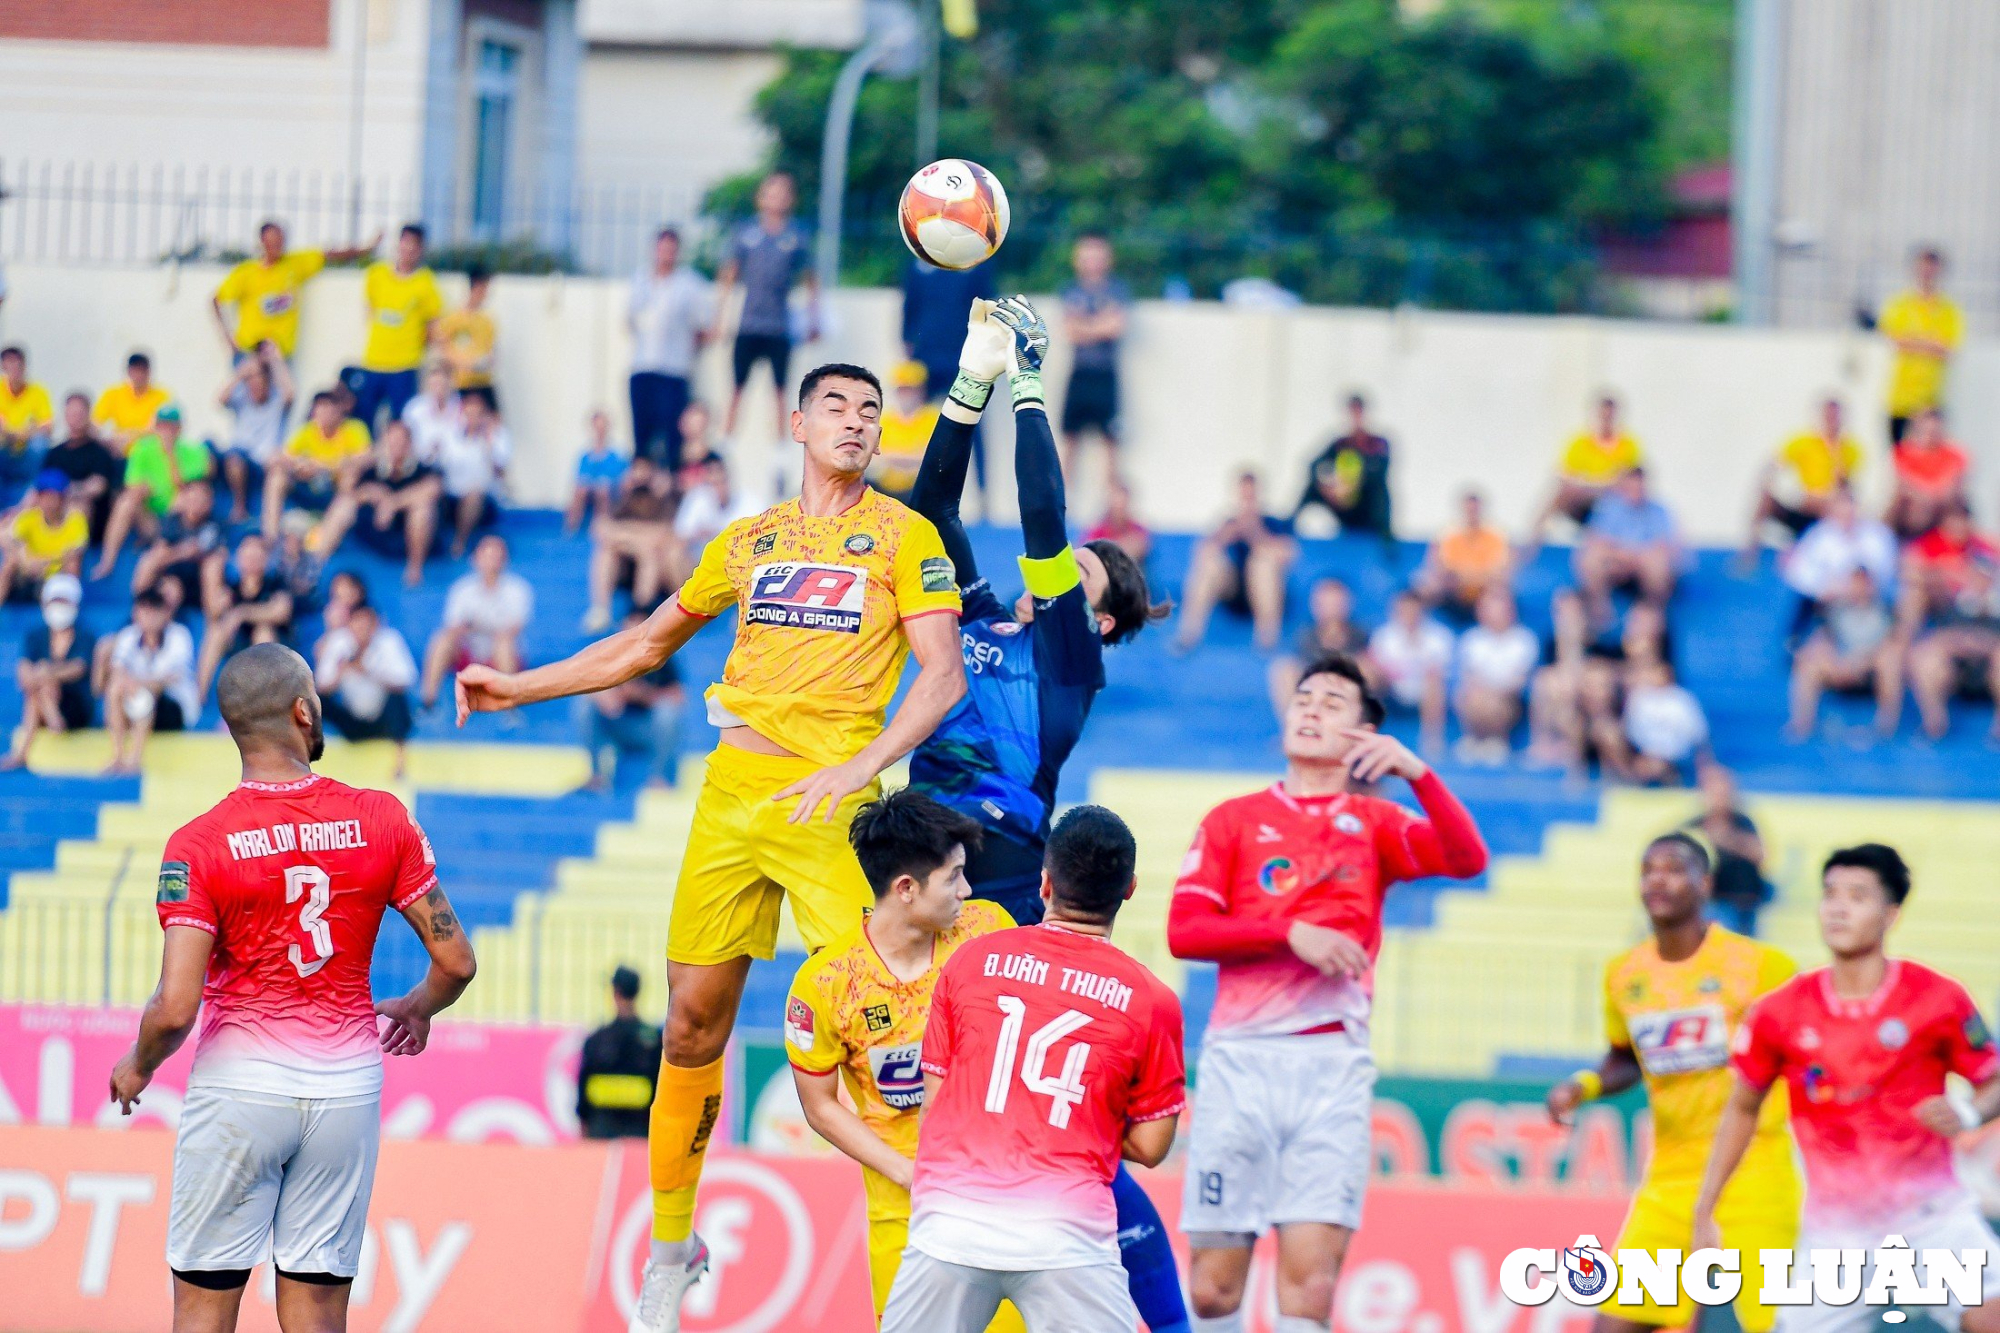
[717,172,817,438]
[1576,465,1685,623]
[905,296,1187,1333]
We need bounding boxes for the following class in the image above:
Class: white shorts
[1776,1198,2000,1333]
[1181,1031,1375,1237]
[881,1249,1137,1333]
[167,1086,381,1279]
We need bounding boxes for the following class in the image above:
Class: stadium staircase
[5,514,2000,1074]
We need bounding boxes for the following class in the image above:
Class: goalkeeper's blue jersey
[907,573,1104,853]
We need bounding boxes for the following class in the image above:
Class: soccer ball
[898,159,1010,270]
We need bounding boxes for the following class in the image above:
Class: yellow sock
[649,1055,724,1242]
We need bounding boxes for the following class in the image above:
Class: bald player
[111,643,477,1333]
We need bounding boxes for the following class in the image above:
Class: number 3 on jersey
[285,865,334,978]
[984,995,1092,1128]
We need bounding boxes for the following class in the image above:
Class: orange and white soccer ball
[898,158,1010,270]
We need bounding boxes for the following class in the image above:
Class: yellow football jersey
[92,382,170,435]
[361,262,445,372]
[286,419,372,469]
[215,250,326,355]
[1880,289,1963,417]
[786,899,1013,1215]
[872,401,939,495]
[675,487,962,767]
[1560,431,1644,485]
[1604,926,1796,1182]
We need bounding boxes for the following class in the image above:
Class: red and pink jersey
[1168,772,1486,1041]
[155,774,440,1099]
[911,923,1185,1270]
[1732,959,1999,1237]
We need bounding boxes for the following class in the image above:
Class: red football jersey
[155,774,439,1098]
[1733,959,1999,1236]
[1168,773,1486,1040]
[911,923,1185,1270]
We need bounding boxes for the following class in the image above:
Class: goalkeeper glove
[989,295,1049,408]
[948,297,1009,414]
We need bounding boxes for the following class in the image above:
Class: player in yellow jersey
[456,358,972,1333]
[1546,832,1800,1333]
[786,789,1024,1331]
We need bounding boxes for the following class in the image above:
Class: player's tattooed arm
[416,886,459,942]
[378,885,478,1055]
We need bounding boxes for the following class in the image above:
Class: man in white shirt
[1781,487,1898,644]
[1364,589,1452,754]
[1453,588,1539,764]
[436,386,510,558]
[400,365,462,466]
[103,589,200,774]
[671,454,761,555]
[1618,659,1709,784]
[421,534,531,710]
[629,227,714,465]
[316,602,418,767]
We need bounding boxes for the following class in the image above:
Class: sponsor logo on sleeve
[868,1043,926,1110]
[785,995,817,1052]
[156,861,191,905]
[920,557,955,594]
[1967,1012,1993,1051]
[748,562,868,633]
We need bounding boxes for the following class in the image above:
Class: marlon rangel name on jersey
[1501,1234,1991,1320]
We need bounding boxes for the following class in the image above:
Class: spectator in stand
[1574,466,1683,625]
[100,589,199,775]
[1743,397,1861,564]
[92,352,172,450]
[3,575,95,769]
[870,361,937,502]
[1529,394,1642,543]
[628,227,714,465]
[1268,576,1365,716]
[316,421,443,587]
[1682,766,1773,936]
[421,534,532,709]
[1879,246,1961,443]
[130,478,224,613]
[584,454,680,633]
[1083,478,1151,567]
[1897,503,1998,636]
[318,571,368,644]
[314,601,417,771]
[1453,588,1538,764]
[1364,589,1453,754]
[43,394,122,540]
[434,266,497,390]
[575,609,687,793]
[195,532,295,698]
[401,363,462,466]
[437,385,510,558]
[902,254,996,498]
[215,343,295,523]
[94,404,210,577]
[1786,567,1898,742]
[1578,601,1674,778]
[263,390,369,543]
[212,220,375,364]
[1781,487,1898,647]
[0,472,88,603]
[0,345,54,495]
[674,400,719,485]
[1171,469,1296,653]
[1885,408,1969,540]
[1898,522,2000,740]
[1527,588,1592,770]
[349,224,443,432]
[673,452,757,556]
[567,410,628,535]
[717,172,816,438]
[1293,392,1393,541]
[1604,658,1707,786]
[1058,234,1129,492]
[1415,488,1512,616]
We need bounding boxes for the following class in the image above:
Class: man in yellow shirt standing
[0,345,55,494]
[434,266,497,390]
[869,360,938,501]
[456,356,970,1333]
[1529,393,1644,545]
[212,219,376,364]
[1744,396,1862,561]
[349,224,444,433]
[1880,246,1962,443]
[92,352,173,451]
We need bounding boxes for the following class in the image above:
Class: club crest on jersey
[1698,975,1721,993]
[844,532,876,555]
[1257,856,1299,896]
[748,562,868,633]
[785,996,816,1051]
[1558,1236,1618,1304]
[1877,1017,1909,1050]
[1332,813,1364,835]
[156,861,190,904]
[753,532,778,555]
[868,1043,926,1110]
[864,1003,894,1033]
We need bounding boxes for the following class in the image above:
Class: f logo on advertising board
[612,1158,816,1333]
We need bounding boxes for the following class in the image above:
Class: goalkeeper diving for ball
[903,295,1188,1333]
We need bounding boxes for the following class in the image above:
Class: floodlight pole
[817,1,922,288]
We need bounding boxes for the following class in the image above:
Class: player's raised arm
[907,298,1007,588]
[456,592,705,724]
[110,924,214,1114]
[374,885,477,1056]
[1346,731,1489,880]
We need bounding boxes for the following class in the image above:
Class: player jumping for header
[111,642,476,1333]
[455,363,966,1332]
[1695,843,2000,1333]
[1168,653,1487,1333]
[1545,833,1800,1333]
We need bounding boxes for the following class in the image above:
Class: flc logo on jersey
[748,562,868,633]
[868,1043,926,1110]
[1628,1004,1730,1076]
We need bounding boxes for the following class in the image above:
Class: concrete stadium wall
[3,260,1998,542]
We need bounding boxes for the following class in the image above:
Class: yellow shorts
[868,1211,1026,1331]
[667,745,878,965]
[1614,1166,1802,1332]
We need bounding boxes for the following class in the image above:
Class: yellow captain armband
[1571,1070,1604,1102]
[1017,547,1082,600]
